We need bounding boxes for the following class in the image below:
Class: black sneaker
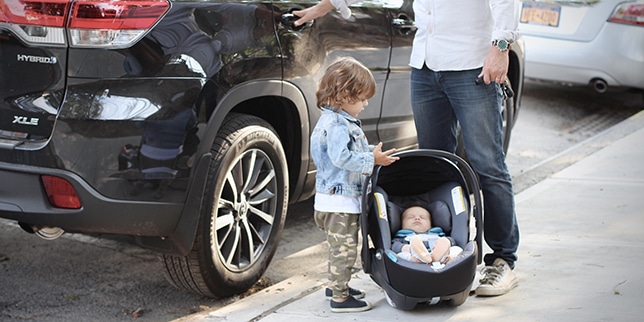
[330,296,372,313]
[325,287,365,300]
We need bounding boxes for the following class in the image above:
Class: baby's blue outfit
[391,227,445,253]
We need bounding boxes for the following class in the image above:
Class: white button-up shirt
[409,0,521,71]
[332,0,521,71]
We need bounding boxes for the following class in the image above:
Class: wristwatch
[493,39,511,52]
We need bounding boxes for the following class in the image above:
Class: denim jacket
[310,106,374,197]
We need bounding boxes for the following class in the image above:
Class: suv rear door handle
[392,14,416,35]
[281,12,314,31]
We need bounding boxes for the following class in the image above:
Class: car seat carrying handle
[359,188,387,274]
[373,191,393,247]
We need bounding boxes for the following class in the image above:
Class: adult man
[295,0,521,296]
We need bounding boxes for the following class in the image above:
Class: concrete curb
[174,262,327,321]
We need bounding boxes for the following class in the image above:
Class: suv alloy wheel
[161,114,288,297]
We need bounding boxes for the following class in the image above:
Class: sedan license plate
[520,2,561,27]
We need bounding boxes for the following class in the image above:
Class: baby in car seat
[392,205,463,267]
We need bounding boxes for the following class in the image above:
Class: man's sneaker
[330,296,372,313]
[325,287,365,300]
[475,258,518,296]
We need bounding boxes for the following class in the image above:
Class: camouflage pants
[314,210,360,300]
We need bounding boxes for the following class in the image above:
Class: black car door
[274,0,392,145]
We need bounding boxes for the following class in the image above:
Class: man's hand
[292,0,335,27]
[479,46,510,85]
[373,142,399,166]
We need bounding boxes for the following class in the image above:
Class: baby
[392,206,463,266]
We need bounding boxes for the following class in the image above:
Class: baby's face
[401,206,432,232]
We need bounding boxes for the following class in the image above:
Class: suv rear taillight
[609,2,644,26]
[0,0,69,45]
[0,0,170,48]
[41,175,82,209]
[68,0,170,48]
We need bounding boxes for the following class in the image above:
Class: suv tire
[161,113,288,298]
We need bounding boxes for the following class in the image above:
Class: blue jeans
[410,65,519,268]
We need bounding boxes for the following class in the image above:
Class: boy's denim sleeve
[325,120,374,176]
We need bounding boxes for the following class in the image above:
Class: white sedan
[519,0,644,93]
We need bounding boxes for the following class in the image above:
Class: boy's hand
[373,142,399,166]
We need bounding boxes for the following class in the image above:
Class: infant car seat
[360,149,483,309]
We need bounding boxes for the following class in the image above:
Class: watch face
[496,39,509,51]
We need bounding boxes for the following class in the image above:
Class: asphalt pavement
[174,110,644,322]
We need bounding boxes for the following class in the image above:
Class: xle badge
[13,116,39,126]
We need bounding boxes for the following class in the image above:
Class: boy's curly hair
[316,57,376,112]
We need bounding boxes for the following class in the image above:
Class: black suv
[0,0,524,298]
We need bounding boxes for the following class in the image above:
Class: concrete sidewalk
[177,111,644,322]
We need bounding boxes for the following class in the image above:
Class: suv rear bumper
[0,162,183,237]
